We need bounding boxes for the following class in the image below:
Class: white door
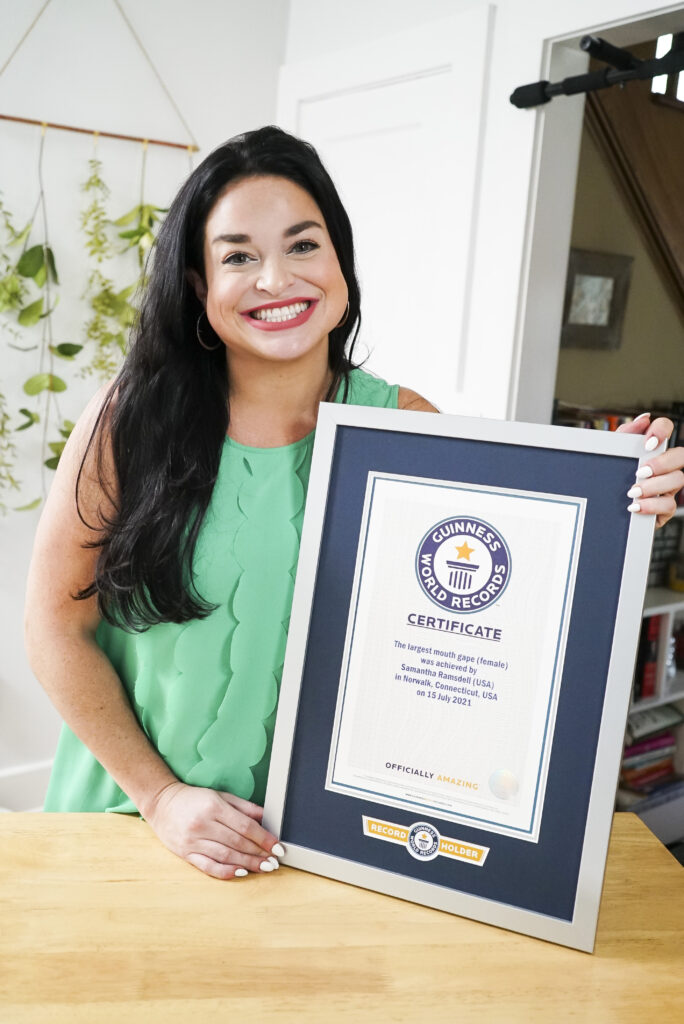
[278,7,494,413]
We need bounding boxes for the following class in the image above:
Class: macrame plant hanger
[0,0,199,153]
[510,32,684,109]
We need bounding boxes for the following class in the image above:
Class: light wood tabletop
[0,812,682,1023]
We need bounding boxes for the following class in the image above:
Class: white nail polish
[259,860,275,872]
[234,868,248,877]
[627,486,642,499]
[636,466,654,480]
[633,412,651,421]
[271,842,285,857]
[268,856,280,870]
[627,502,641,512]
[644,436,659,452]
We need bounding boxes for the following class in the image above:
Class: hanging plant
[0,195,30,331]
[1,139,170,511]
[81,157,130,380]
[115,202,167,269]
[81,147,166,382]
[0,130,72,509]
[81,158,114,263]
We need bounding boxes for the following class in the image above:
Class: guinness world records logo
[407,822,441,861]
[415,515,511,614]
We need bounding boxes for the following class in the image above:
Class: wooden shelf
[631,675,684,712]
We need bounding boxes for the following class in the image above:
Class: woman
[25,127,684,880]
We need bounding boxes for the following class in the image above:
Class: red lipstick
[240,298,318,332]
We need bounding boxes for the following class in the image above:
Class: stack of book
[620,731,677,792]
[617,705,684,826]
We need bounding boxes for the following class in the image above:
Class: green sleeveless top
[44,369,399,813]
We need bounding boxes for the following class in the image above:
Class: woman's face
[193,174,348,371]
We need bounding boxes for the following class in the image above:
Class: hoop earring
[196,310,222,351]
[335,301,350,329]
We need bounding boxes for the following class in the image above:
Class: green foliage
[0,390,19,513]
[82,269,136,379]
[23,372,67,396]
[1,154,167,509]
[49,342,83,360]
[81,159,113,263]
[44,419,74,470]
[115,203,167,268]
[17,296,44,326]
[16,407,40,431]
[0,196,28,315]
[0,272,25,313]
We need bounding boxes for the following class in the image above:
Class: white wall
[285,0,684,422]
[284,0,462,60]
[0,0,289,809]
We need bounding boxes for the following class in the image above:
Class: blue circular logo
[415,516,511,614]
[407,822,441,861]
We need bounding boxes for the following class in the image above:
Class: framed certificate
[264,404,658,952]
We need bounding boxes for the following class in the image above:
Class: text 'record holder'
[264,405,657,952]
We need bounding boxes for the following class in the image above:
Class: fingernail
[259,860,275,872]
[268,856,280,870]
[271,843,285,857]
[636,466,654,480]
[633,412,650,421]
[627,502,641,512]
[234,868,248,877]
[644,436,659,452]
[627,486,642,499]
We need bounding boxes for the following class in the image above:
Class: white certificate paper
[326,473,585,842]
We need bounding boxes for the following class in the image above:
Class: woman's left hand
[617,415,684,528]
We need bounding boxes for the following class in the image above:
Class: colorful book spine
[623,730,675,759]
[621,758,675,789]
[622,745,676,771]
[633,615,660,701]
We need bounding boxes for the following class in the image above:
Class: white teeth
[251,301,310,322]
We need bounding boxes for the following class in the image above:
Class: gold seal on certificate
[325,472,585,843]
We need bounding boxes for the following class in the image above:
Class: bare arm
[25,388,281,877]
[397,387,440,413]
[24,388,173,813]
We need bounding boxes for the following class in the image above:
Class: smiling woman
[22,127,437,882]
[23,126,684,883]
[187,175,349,396]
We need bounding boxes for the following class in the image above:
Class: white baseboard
[0,760,52,812]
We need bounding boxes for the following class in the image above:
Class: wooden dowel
[0,112,199,151]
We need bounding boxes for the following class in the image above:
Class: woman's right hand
[144,781,284,879]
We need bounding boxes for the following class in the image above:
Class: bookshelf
[637,590,684,710]
[553,403,684,845]
[619,501,684,844]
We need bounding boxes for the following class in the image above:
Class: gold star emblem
[455,541,475,561]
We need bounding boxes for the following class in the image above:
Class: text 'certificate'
[326,473,585,842]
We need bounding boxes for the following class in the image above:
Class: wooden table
[0,813,682,1023]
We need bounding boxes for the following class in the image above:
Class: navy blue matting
[281,425,635,921]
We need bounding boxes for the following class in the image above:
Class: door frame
[508,5,684,423]
[277,2,684,421]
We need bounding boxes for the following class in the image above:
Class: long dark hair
[77,126,362,630]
